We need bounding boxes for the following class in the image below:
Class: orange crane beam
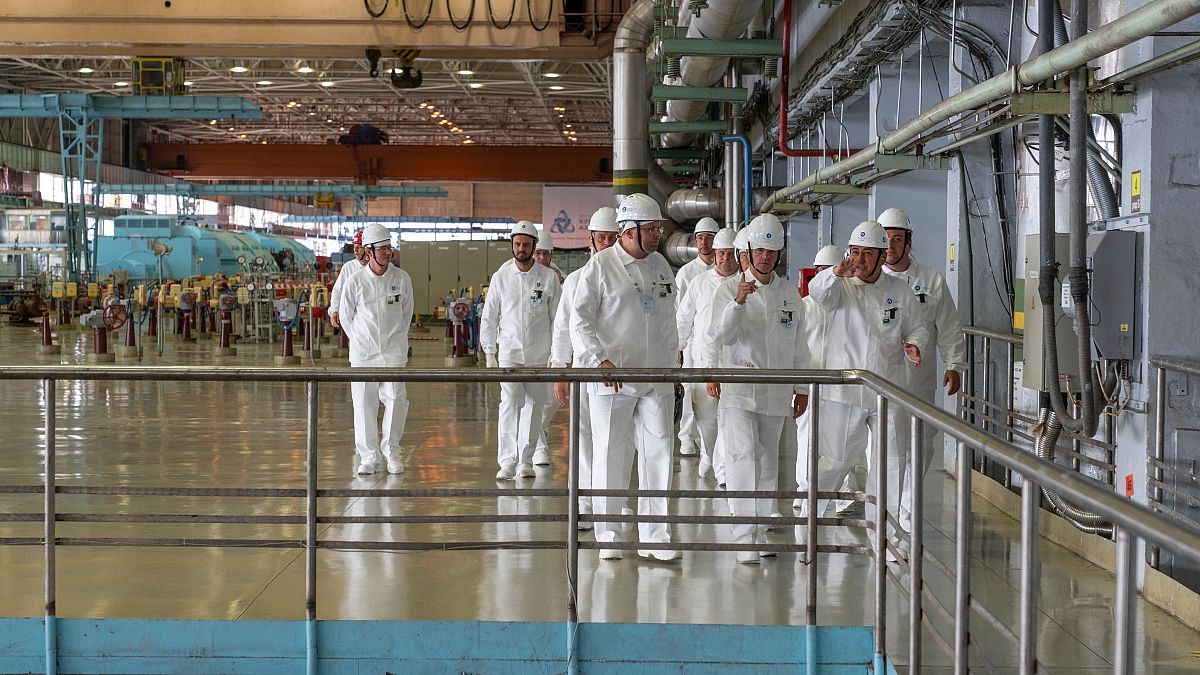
[143,143,614,183]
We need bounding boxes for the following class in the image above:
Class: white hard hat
[813,245,842,267]
[694,217,720,235]
[589,207,619,233]
[847,221,889,249]
[511,220,539,241]
[733,228,751,253]
[616,193,662,232]
[746,214,785,251]
[361,223,392,247]
[713,227,736,250]
[876,207,912,231]
[535,227,554,251]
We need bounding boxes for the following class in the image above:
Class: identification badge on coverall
[882,297,898,325]
[640,291,658,315]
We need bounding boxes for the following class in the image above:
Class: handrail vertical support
[873,394,888,674]
[1113,527,1136,675]
[805,384,820,675]
[982,337,993,478]
[305,380,318,675]
[954,440,971,674]
[1005,341,1015,487]
[1151,366,1166,568]
[908,415,923,674]
[43,377,57,675]
[1019,474,1040,675]
[566,381,581,675]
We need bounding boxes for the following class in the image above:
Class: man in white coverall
[572,193,680,562]
[704,215,811,563]
[549,206,620,529]
[329,229,366,330]
[677,227,739,481]
[806,221,929,541]
[674,216,721,456]
[530,226,565,466]
[793,245,841,510]
[878,207,966,529]
[480,220,562,481]
[340,223,414,475]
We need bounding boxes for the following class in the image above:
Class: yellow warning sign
[1131,170,1142,213]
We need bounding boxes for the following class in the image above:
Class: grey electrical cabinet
[399,242,431,317]
[1087,229,1140,360]
[1022,234,1082,391]
[458,242,489,295]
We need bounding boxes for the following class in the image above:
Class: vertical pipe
[1005,341,1016,487]
[908,415,924,674]
[305,380,318,675]
[43,377,57,675]
[1019,475,1040,675]
[954,440,971,675]
[567,381,581,675]
[1151,367,1165,568]
[873,394,888,674]
[1113,527,1136,675]
[805,385,820,615]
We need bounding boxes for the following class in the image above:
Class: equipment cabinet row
[397,241,510,318]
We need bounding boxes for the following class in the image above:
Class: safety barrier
[1,364,1199,674]
[1150,356,1200,569]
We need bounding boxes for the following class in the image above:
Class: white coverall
[707,271,811,549]
[479,260,561,470]
[794,293,829,502]
[550,265,593,512]
[674,256,714,452]
[340,264,414,470]
[677,266,734,478]
[572,244,679,546]
[807,268,929,525]
[883,257,967,527]
[329,257,366,318]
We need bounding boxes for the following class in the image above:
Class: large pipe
[723,134,754,227]
[612,0,655,198]
[760,0,1200,211]
[666,186,785,222]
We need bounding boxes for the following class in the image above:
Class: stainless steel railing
[1,364,1199,675]
[1150,356,1200,569]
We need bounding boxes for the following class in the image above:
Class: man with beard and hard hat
[529,225,565,466]
[549,206,620,529]
[572,193,679,562]
[793,245,842,510]
[674,217,721,457]
[339,224,414,475]
[878,207,966,530]
[704,214,811,563]
[677,226,739,481]
[480,220,562,481]
[329,229,367,330]
[805,221,929,548]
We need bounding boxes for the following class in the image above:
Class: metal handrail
[962,325,1022,344]
[1149,355,1200,569]
[4,364,1199,675]
[1151,355,1200,378]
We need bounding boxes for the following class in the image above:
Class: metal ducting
[662,230,698,267]
[612,0,655,198]
[666,187,783,223]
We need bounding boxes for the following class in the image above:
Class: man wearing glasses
[339,223,414,476]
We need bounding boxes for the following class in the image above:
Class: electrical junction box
[1022,234,1082,391]
[1087,229,1140,360]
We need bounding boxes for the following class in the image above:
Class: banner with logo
[541,185,617,250]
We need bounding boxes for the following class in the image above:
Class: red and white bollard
[274,325,300,365]
[214,309,237,357]
[37,313,60,355]
[115,312,140,359]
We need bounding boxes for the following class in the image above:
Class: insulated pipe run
[1033,405,1114,536]
[722,134,754,226]
[612,0,655,197]
[759,0,1200,212]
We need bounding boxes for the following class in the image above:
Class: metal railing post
[1019,474,1040,675]
[954,440,971,675]
[908,415,923,674]
[43,377,57,675]
[1005,341,1015,487]
[873,394,888,674]
[982,337,992,435]
[1151,366,1165,568]
[806,385,820,675]
[305,380,318,675]
[567,381,581,675]
[1113,527,1136,675]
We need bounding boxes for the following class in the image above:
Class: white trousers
[589,390,673,544]
[690,381,721,469]
[351,380,409,466]
[497,359,551,468]
[807,401,908,528]
[677,350,699,446]
[721,408,785,546]
[533,397,555,454]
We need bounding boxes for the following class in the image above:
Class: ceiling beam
[144,143,614,182]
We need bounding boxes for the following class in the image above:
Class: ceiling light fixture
[463,139,474,144]
[183,81,193,86]
[230,66,248,73]
[286,101,298,108]
[457,69,474,76]
[552,106,566,112]
[544,72,562,78]
[468,83,483,89]
[209,119,217,125]
[297,66,314,74]
[326,118,334,123]
[548,85,564,91]
[451,127,461,132]
[238,134,247,139]
[438,120,450,125]
[256,80,273,85]
[114,81,130,87]
[228,126,235,131]
[565,124,572,128]
[78,67,94,74]
[418,102,429,108]
[319,80,335,87]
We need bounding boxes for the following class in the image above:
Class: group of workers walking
[327,192,965,565]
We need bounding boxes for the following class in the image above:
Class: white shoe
[767,511,784,532]
[532,449,551,466]
[678,443,699,456]
[577,518,594,531]
[495,463,516,481]
[792,499,804,510]
[621,506,634,516]
[698,460,713,479]
[737,551,760,565]
[356,462,377,475]
[638,548,681,562]
[599,548,623,560]
[759,551,777,558]
[517,463,536,479]
[385,458,404,474]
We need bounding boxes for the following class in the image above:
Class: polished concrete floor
[0,320,1198,673]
